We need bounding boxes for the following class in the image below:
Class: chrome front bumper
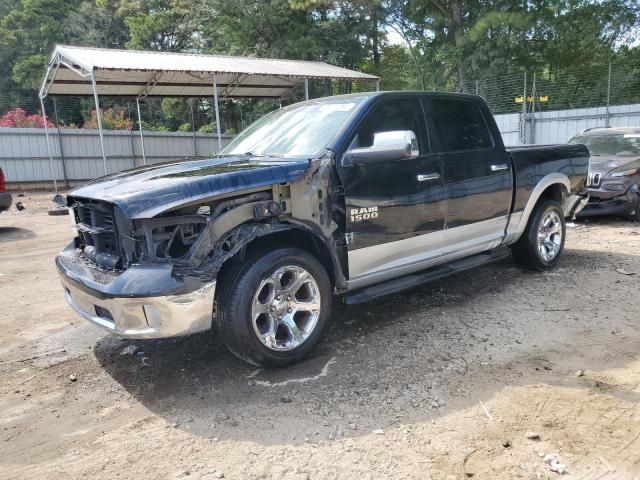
[57,243,216,339]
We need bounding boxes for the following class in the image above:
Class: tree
[0,0,76,96]
[0,0,129,106]
[114,0,204,51]
[381,0,639,92]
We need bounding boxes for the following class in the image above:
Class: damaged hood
[69,155,310,218]
[589,155,640,177]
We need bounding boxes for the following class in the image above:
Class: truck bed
[506,143,589,214]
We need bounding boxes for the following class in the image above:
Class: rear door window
[430,99,492,153]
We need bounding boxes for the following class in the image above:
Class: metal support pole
[91,71,108,175]
[375,80,380,92]
[212,75,222,152]
[53,98,68,188]
[475,80,479,95]
[40,97,58,194]
[520,71,527,145]
[305,78,310,100]
[606,62,612,127]
[191,101,198,156]
[136,97,147,165]
[531,73,537,144]
[126,103,136,167]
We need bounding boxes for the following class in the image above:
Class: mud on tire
[215,247,332,368]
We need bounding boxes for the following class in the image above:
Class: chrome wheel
[537,210,563,262]
[251,265,321,351]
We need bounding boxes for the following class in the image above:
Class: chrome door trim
[490,164,509,172]
[347,216,509,290]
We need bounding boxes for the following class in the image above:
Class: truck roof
[302,91,484,103]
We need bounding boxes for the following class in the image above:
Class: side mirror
[374,130,419,158]
[343,143,412,166]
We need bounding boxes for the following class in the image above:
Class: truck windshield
[220,96,366,158]
[570,133,640,156]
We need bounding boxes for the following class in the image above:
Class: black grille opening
[73,199,123,270]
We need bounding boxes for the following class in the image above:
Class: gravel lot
[1,193,640,479]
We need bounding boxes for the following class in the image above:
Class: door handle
[417,173,440,182]
[490,164,509,172]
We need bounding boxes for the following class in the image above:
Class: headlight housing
[611,168,639,177]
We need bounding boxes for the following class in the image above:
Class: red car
[0,167,12,213]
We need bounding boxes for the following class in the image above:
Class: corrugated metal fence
[2,102,640,188]
[494,103,640,146]
[0,128,231,188]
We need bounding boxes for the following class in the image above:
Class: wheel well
[537,183,566,206]
[215,227,336,297]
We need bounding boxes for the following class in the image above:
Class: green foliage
[0,0,638,127]
[84,108,134,130]
[198,123,218,134]
[380,0,639,93]
[121,0,201,51]
[360,45,416,91]
[140,121,170,131]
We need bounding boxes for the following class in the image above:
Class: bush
[178,122,193,132]
[198,123,217,134]
[84,108,133,130]
[0,108,54,128]
[140,121,170,132]
[224,127,236,135]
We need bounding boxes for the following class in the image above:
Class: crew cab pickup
[56,92,589,367]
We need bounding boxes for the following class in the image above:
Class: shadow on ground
[93,246,640,445]
[0,226,36,242]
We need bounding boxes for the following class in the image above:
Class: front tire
[511,200,566,270]
[216,247,332,367]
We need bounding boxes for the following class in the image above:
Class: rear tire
[511,200,566,270]
[216,247,332,367]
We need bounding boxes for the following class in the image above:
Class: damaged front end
[57,191,283,338]
[578,172,640,218]
[56,153,346,339]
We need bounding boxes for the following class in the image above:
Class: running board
[342,247,511,305]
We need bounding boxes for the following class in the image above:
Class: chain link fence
[462,61,640,115]
[2,62,639,133]
[0,79,352,135]
[2,63,640,188]
[0,96,281,135]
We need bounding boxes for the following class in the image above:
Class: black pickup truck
[56,92,589,367]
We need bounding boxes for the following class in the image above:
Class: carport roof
[40,45,379,99]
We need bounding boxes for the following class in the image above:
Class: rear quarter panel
[507,144,589,212]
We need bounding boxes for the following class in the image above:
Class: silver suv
[570,127,640,221]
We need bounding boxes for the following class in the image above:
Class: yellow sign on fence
[515,95,549,104]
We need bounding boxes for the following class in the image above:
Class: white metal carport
[39,45,380,192]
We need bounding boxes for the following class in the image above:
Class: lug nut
[287,308,292,313]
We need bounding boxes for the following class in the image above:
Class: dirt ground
[1,193,639,480]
